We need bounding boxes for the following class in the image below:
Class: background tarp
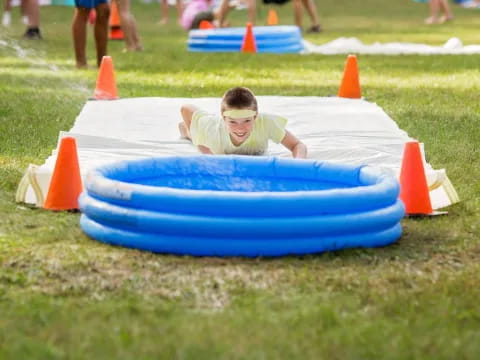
[303,37,480,55]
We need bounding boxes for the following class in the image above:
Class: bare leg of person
[214,0,230,28]
[126,0,143,50]
[23,0,41,38]
[3,0,11,13]
[2,0,12,26]
[176,0,183,25]
[130,18,142,50]
[159,0,168,25]
[72,7,89,68]
[438,0,453,23]
[425,0,439,24]
[94,2,110,67]
[117,0,142,51]
[26,0,39,27]
[116,0,132,49]
[213,0,234,27]
[20,0,28,23]
[301,0,320,32]
[292,0,303,29]
[114,0,136,51]
[245,0,255,24]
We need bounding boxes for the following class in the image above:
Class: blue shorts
[75,0,107,9]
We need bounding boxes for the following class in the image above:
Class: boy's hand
[198,145,213,155]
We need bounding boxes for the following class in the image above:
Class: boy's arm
[198,145,213,155]
[280,130,307,159]
[180,104,200,129]
[180,105,212,155]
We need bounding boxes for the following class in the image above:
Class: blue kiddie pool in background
[79,156,405,257]
[187,25,304,53]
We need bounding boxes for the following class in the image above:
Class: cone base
[199,20,215,30]
[43,205,81,212]
[89,96,119,101]
[405,210,447,217]
[93,93,119,100]
[109,27,124,40]
[337,94,362,99]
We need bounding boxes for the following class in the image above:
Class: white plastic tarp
[21,96,459,210]
[302,37,480,55]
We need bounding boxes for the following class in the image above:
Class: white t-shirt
[190,110,287,155]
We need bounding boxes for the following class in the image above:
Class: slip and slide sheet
[302,37,480,55]
[18,96,459,210]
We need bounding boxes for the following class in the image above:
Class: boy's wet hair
[221,87,258,112]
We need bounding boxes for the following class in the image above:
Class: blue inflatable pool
[187,25,304,53]
[79,156,404,257]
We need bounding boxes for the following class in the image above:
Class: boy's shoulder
[258,112,288,124]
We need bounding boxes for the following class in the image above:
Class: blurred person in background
[425,0,453,24]
[114,0,143,51]
[159,0,183,25]
[72,0,109,67]
[22,0,42,39]
[2,0,28,26]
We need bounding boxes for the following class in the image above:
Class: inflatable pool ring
[80,156,405,257]
[187,25,304,53]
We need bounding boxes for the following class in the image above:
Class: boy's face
[222,108,257,145]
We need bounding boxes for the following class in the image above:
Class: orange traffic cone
[399,141,433,215]
[241,22,257,53]
[199,20,215,29]
[267,9,278,25]
[109,1,124,40]
[338,54,361,99]
[94,56,118,100]
[43,137,83,211]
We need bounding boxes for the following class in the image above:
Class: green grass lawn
[1,0,480,358]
